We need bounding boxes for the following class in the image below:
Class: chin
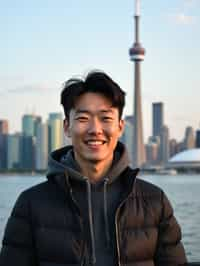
[86,155,106,163]
[87,157,103,163]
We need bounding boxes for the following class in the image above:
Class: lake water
[0,174,199,262]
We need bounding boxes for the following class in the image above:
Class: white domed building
[167,148,200,172]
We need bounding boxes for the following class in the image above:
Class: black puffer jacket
[0,144,187,266]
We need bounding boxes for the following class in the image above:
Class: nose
[87,118,103,135]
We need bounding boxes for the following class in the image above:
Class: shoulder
[12,181,50,213]
[134,178,164,197]
[133,178,171,212]
[17,180,50,200]
[134,178,174,217]
[13,179,62,210]
[12,178,67,220]
[124,167,164,199]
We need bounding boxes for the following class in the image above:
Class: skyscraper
[183,126,195,150]
[146,141,159,166]
[22,114,35,137]
[160,125,170,164]
[121,115,134,164]
[20,135,36,170]
[152,102,164,138]
[195,130,200,148]
[146,136,160,165]
[0,120,9,134]
[169,139,178,157]
[0,119,9,169]
[36,122,48,170]
[7,134,21,169]
[129,0,146,167]
[22,114,41,137]
[48,113,63,152]
[21,114,41,170]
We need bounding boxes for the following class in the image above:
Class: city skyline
[1,110,200,171]
[2,107,200,144]
[0,0,200,141]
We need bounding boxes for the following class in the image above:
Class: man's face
[64,92,124,165]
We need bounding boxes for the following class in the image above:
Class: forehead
[73,92,117,114]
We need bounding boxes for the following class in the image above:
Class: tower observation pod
[129,44,145,61]
[129,0,146,168]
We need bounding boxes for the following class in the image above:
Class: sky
[0,0,200,142]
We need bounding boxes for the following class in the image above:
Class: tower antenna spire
[135,0,140,16]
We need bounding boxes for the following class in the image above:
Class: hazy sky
[0,0,199,141]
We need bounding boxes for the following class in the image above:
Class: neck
[74,155,113,183]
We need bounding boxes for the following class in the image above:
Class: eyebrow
[74,109,115,115]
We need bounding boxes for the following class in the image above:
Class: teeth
[87,141,104,145]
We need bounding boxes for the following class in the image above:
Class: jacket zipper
[115,200,124,266]
[115,177,137,266]
[68,187,87,266]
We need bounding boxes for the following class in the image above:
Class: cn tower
[129,0,146,168]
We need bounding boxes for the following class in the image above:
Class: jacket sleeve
[0,191,36,266]
[155,191,187,266]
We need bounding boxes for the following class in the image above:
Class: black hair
[60,71,126,120]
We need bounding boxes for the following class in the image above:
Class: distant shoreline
[0,172,46,176]
[1,171,200,177]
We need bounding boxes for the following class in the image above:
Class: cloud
[170,13,196,25]
[4,83,57,94]
[167,0,198,26]
[183,0,197,8]
[0,75,25,83]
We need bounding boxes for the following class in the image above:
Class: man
[0,71,187,266]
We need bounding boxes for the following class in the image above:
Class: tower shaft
[133,61,146,167]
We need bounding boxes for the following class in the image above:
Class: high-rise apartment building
[152,102,163,138]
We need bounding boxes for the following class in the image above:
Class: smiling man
[0,71,187,266]
[64,91,124,182]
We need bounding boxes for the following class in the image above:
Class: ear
[63,118,71,138]
[118,119,125,138]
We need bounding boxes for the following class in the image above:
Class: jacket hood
[47,141,130,184]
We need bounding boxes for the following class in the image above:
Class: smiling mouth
[85,140,106,145]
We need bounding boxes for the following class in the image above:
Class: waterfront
[0,174,199,262]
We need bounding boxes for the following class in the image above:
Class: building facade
[7,134,21,169]
[48,113,63,152]
[36,123,48,170]
[152,102,163,138]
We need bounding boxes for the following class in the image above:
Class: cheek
[105,125,122,138]
[71,124,87,136]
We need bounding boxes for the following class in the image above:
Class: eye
[102,116,113,122]
[75,116,89,122]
